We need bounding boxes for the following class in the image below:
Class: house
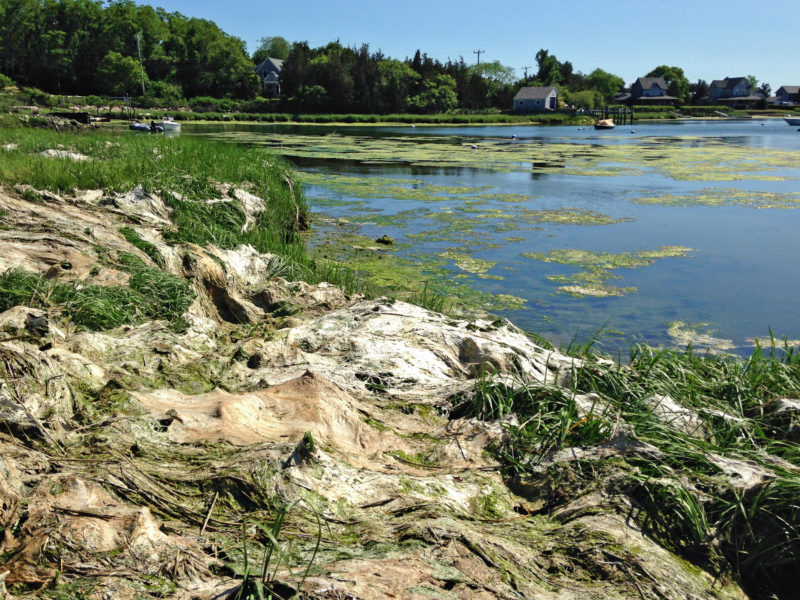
[513,86,558,113]
[708,77,763,108]
[625,77,679,106]
[774,86,799,105]
[254,57,284,97]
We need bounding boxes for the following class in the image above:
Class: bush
[0,73,15,88]
[21,87,55,107]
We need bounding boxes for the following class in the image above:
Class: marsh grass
[0,127,375,295]
[0,254,194,331]
[461,337,800,598]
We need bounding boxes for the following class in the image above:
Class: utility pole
[136,32,146,96]
[522,66,531,82]
[473,49,485,65]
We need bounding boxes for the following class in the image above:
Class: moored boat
[783,117,800,126]
[594,118,615,130]
[160,116,181,131]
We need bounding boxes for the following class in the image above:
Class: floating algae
[631,188,800,209]
[668,321,736,354]
[438,251,498,278]
[523,246,694,297]
[213,131,800,182]
[308,222,525,312]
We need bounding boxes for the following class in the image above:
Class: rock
[375,234,394,245]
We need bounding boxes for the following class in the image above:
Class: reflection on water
[186,119,800,356]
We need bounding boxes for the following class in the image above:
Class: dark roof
[514,86,557,100]
[711,77,748,90]
[635,76,668,91]
[255,57,284,77]
[777,86,800,94]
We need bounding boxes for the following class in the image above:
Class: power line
[522,66,532,81]
[473,49,485,65]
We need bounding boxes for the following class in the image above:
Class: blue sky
[139,0,798,89]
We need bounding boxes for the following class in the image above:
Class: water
[186,119,800,355]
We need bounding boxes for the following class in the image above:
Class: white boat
[159,116,181,131]
[783,117,800,126]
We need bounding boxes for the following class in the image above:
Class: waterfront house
[774,86,799,105]
[513,86,558,113]
[625,77,679,106]
[254,57,284,97]
[708,77,763,108]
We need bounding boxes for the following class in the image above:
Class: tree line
[0,0,770,113]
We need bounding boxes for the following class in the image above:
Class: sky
[137,0,799,89]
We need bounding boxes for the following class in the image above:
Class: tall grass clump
[464,339,800,599]
[0,258,194,331]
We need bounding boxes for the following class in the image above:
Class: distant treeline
[0,0,743,113]
[0,0,258,99]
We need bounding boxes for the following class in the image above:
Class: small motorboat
[159,116,181,131]
[783,117,800,126]
[594,119,615,130]
[129,121,163,133]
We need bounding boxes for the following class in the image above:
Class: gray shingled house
[513,86,558,113]
[774,86,799,105]
[254,57,284,97]
[626,77,679,106]
[708,77,763,107]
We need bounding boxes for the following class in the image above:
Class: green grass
[0,255,194,331]
[0,126,374,296]
[460,338,800,599]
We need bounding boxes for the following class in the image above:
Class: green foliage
[0,0,257,99]
[535,49,562,86]
[97,51,147,96]
[646,65,690,103]
[0,72,14,88]
[252,35,290,63]
[405,74,458,114]
[585,68,625,103]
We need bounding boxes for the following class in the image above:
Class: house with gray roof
[513,86,558,113]
[708,77,763,107]
[255,57,284,97]
[774,86,799,105]
[625,77,678,106]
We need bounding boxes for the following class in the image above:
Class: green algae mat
[190,120,800,355]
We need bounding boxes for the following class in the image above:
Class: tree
[470,60,515,86]
[745,75,758,94]
[689,79,709,104]
[252,35,289,64]
[96,50,147,96]
[405,73,457,113]
[585,68,624,103]
[376,58,419,113]
[534,49,562,86]
[758,82,771,98]
[564,89,603,109]
[646,65,690,103]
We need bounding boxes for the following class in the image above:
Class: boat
[783,117,800,126]
[129,121,163,133]
[594,118,615,130]
[159,116,181,131]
